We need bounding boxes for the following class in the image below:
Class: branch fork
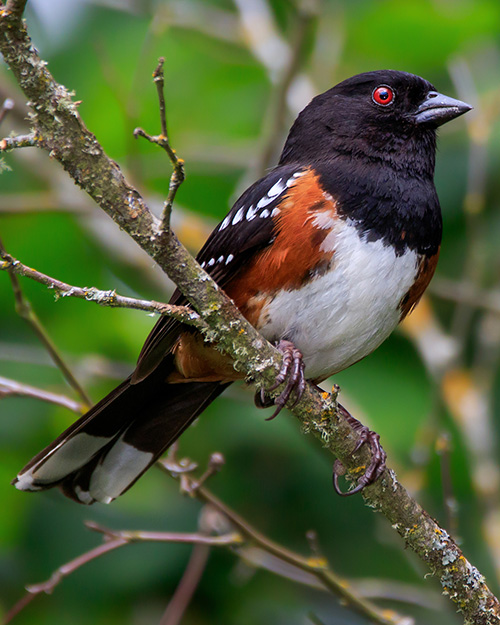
[134,58,185,231]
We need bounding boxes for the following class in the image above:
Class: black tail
[13,363,230,504]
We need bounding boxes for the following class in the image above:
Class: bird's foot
[254,339,306,420]
[333,403,387,496]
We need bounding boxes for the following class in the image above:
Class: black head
[279,70,472,177]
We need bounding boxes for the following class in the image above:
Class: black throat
[313,156,442,257]
[279,122,442,258]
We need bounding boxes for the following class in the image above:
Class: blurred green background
[1,1,500,624]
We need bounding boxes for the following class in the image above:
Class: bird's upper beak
[414,91,473,127]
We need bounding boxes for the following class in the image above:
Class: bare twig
[0,239,93,408]
[4,520,241,624]
[159,543,210,625]
[0,375,84,413]
[0,249,206,329]
[85,520,241,547]
[436,431,459,538]
[134,58,185,231]
[0,132,37,150]
[3,537,127,625]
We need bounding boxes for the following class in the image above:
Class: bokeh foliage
[1,1,500,624]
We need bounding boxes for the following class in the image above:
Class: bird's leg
[333,402,387,496]
[254,339,306,420]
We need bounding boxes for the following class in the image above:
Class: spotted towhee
[14,70,471,504]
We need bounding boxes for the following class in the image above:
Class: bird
[13,70,472,504]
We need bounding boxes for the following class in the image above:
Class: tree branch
[159,542,210,625]
[133,58,185,231]
[0,250,206,329]
[2,0,27,21]
[0,375,84,413]
[0,238,93,407]
[0,132,37,149]
[0,8,499,623]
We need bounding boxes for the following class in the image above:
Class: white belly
[258,220,419,380]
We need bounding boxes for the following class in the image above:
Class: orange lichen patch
[399,250,440,320]
[227,168,337,326]
[168,331,244,383]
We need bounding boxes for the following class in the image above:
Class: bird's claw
[332,404,387,496]
[254,339,306,420]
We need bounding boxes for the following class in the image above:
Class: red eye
[372,85,394,106]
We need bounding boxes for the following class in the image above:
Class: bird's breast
[256,218,421,381]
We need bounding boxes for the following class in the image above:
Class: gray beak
[414,91,473,127]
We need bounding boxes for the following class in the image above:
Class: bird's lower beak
[414,92,473,127]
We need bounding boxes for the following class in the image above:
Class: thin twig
[0,239,93,408]
[436,431,459,538]
[3,537,127,625]
[159,543,210,625]
[4,522,241,624]
[0,249,206,329]
[85,520,242,547]
[133,58,185,232]
[153,58,169,138]
[0,132,37,150]
[0,375,84,413]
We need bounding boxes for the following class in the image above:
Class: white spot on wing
[219,215,231,231]
[260,209,271,218]
[207,258,215,267]
[256,176,288,210]
[226,254,234,264]
[232,207,245,225]
[257,195,274,209]
[271,207,280,217]
[268,178,285,197]
[286,170,306,187]
[246,205,258,220]
[217,255,224,264]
